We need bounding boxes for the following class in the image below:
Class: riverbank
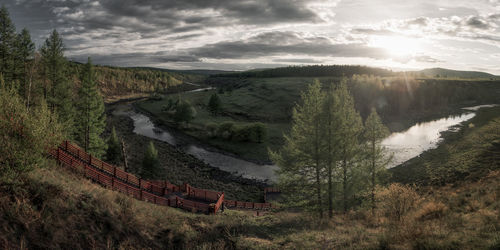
[390,105,500,184]
[104,103,266,201]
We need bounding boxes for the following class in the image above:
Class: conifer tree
[0,6,16,83]
[322,83,341,218]
[336,79,363,212]
[14,28,35,98]
[75,58,106,157]
[106,126,122,165]
[270,80,325,217]
[208,93,222,115]
[363,108,391,214]
[142,141,163,179]
[40,29,76,134]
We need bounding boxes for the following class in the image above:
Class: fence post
[89,154,92,166]
[65,140,68,151]
[57,148,60,162]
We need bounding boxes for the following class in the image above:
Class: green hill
[68,62,206,102]
[417,67,497,79]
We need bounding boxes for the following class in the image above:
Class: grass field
[137,76,500,163]
[137,77,343,162]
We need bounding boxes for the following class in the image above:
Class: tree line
[0,6,164,182]
[270,79,391,217]
[213,65,395,78]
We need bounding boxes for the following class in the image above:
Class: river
[116,103,496,183]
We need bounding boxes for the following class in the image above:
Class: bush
[376,183,421,222]
[205,123,218,138]
[0,88,63,184]
[141,141,163,179]
[174,101,196,125]
[232,125,251,142]
[248,123,267,143]
[414,201,448,221]
[217,122,235,140]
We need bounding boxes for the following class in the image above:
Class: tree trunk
[121,139,129,172]
[343,158,347,213]
[371,139,376,215]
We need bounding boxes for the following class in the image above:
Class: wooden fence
[52,141,274,214]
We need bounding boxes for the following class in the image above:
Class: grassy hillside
[138,76,500,162]
[1,157,498,249]
[68,63,206,103]
[417,68,498,79]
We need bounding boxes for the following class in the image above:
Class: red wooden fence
[52,141,274,214]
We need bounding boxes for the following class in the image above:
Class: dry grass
[0,162,499,249]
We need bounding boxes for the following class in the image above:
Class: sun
[369,36,421,57]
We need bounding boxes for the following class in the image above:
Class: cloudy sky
[4,0,500,74]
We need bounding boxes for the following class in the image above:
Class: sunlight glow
[370,36,421,56]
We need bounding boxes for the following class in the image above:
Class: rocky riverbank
[104,104,266,201]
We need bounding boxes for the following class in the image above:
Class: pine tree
[142,141,163,179]
[106,126,122,165]
[0,6,16,83]
[75,58,106,157]
[336,79,363,212]
[363,108,391,214]
[14,28,35,98]
[40,29,76,134]
[322,83,341,218]
[208,93,222,115]
[270,80,325,217]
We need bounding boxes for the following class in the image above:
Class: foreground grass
[0,159,499,249]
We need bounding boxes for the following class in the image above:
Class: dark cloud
[414,55,443,63]
[464,16,491,29]
[189,31,389,60]
[273,58,323,63]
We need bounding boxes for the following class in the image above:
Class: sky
[4,0,500,74]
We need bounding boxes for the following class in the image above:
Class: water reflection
[126,111,278,182]
[382,112,475,167]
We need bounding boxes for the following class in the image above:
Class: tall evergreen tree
[270,80,325,218]
[363,108,391,214]
[106,126,122,165]
[40,29,76,135]
[208,93,222,115]
[142,141,163,179]
[322,83,341,218]
[336,80,363,212]
[0,6,16,83]
[14,28,35,98]
[75,58,106,157]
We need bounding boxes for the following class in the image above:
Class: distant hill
[212,65,395,78]
[416,68,498,79]
[129,67,235,75]
[68,62,205,102]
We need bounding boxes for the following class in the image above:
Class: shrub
[248,123,267,143]
[174,101,196,125]
[414,201,448,221]
[141,141,163,179]
[0,87,63,184]
[232,125,251,142]
[376,183,421,222]
[217,122,235,140]
[205,123,218,138]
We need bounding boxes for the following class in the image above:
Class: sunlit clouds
[3,0,500,73]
